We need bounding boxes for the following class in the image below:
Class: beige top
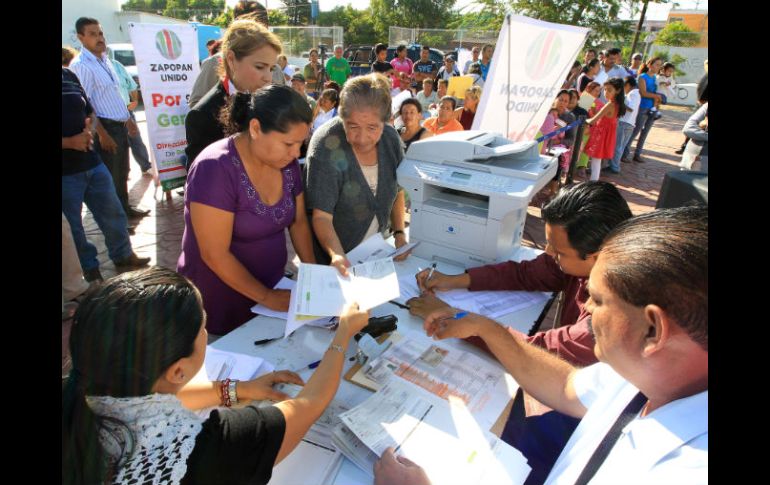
[360,163,380,240]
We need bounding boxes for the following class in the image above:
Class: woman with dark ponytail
[178,85,317,336]
[63,267,370,485]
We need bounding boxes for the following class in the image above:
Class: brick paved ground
[62,103,696,375]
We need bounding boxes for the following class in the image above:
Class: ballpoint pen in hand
[423,263,437,293]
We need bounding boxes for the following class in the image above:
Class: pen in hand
[422,263,437,293]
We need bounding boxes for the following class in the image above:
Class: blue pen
[307,359,322,369]
[451,311,468,320]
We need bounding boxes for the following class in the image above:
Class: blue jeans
[128,111,151,171]
[611,121,635,171]
[623,106,656,159]
[62,163,133,271]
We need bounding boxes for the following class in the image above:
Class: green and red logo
[155,29,182,60]
[525,31,562,81]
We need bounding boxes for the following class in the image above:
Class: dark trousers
[95,118,131,212]
[501,388,581,484]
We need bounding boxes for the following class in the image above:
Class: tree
[654,21,700,47]
[282,0,311,26]
[268,9,290,26]
[317,6,376,45]
[466,0,637,44]
[369,0,457,41]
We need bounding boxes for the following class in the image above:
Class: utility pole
[630,0,650,57]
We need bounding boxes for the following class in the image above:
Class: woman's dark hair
[320,88,340,108]
[582,58,599,73]
[396,44,407,54]
[62,267,204,485]
[400,97,423,116]
[541,181,633,259]
[600,206,708,350]
[605,77,626,118]
[220,84,313,136]
[567,88,579,101]
[556,89,571,100]
[662,61,675,71]
[624,75,637,89]
[324,80,341,93]
[640,56,662,74]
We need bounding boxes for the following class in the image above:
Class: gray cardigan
[683,102,708,159]
[306,117,404,257]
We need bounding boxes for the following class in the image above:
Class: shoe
[621,157,632,163]
[653,112,663,120]
[83,267,103,283]
[674,147,685,155]
[127,207,151,218]
[127,223,136,235]
[114,252,151,271]
[632,155,646,163]
[601,167,620,175]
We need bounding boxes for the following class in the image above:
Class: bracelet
[228,379,239,405]
[220,378,232,407]
[328,343,345,355]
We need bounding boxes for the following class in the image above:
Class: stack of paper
[349,331,516,430]
[336,378,531,484]
[346,233,420,264]
[204,347,274,381]
[397,273,550,319]
[262,383,348,485]
[284,258,401,337]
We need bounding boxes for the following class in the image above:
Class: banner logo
[525,31,562,81]
[155,29,182,60]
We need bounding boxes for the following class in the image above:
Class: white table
[210,245,550,485]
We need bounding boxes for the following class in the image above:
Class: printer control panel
[417,163,515,193]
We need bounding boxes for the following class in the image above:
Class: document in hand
[346,233,420,264]
[397,274,550,320]
[337,378,531,485]
[294,259,400,317]
[349,331,516,430]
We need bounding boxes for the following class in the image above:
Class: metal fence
[269,25,344,59]
[389,26,498,52]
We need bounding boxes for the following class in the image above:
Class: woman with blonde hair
[185,18,282,166]
[454,85,482,130]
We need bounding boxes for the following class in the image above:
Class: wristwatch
[227,379,239,405]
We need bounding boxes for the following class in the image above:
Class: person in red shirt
[408,181,633,483]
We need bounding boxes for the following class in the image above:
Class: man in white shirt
[609,76,641,172]
[594,48,628,100]
[374,206,708,485]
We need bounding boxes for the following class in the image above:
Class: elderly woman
[399,98,432,151]
[454,86,482,130]
[178,86,316,336]
[62,267,369,485]
[185,19,282,166]
[306,73,410,275]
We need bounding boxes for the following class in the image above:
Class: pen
[394,404,433,453]
[449,311,468,320]
[307,359,322,369]
[426,263,437,283]
[254,338,278,346]
[389,299,410,310]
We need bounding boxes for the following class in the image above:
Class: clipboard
[344,331,403,391]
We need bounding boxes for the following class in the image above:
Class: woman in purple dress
[178,85,316,335]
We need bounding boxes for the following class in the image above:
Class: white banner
[472,15,590,142]
[129,23,200,191]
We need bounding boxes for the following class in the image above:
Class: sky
[221,1,708,21]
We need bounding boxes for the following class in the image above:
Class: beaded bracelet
[220,378,232,407]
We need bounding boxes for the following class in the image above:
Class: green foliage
[466,0,633,45]
[654,21,700,47]
[279,1,311,26]
[317,6,376,45]
[122,0,225,22]
[268,9,290,26]
[369,0,457,40]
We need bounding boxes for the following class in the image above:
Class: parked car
[107,43,140,88]
[342,44,445,77]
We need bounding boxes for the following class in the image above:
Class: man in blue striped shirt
[69,17,150,219]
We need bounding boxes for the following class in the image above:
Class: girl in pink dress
[584,78,626,180]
